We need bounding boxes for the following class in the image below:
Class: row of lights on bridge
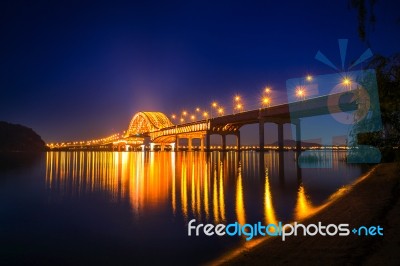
[48,74,355,146]
[170,74,354,123]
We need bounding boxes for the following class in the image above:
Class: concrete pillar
[200,137,204,151]
[170,143,175,152]
[188,137,192,151]
[236,131,241,151]
[140,144,145,152]
[206,133,210,151]
[278,123,284,151]
[259,119,265,151]
[160,144,165,151]
[295,120,301,152]
[175,136,178,152]
[222,135,226,151]
[150,143,155,152]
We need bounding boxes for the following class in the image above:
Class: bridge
[48,90,358,152]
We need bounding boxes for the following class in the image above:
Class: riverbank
[215,162,400,265]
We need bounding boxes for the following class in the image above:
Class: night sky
[1,0,399,143]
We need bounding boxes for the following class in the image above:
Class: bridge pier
[175,136,178,151]
[278,123,284,151]
[221,134,226,151]
[188,137,192,151]
[206,133,210,151]
[236,131,241,151]
[200,137,204,151]
[295,120,302,152]
[259,119,264,151]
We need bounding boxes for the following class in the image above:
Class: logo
[187,219,383,241]
[286,39,382,168]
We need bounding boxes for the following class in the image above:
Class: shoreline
[212,162,400,265]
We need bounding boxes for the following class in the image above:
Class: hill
[0,121,46,152]
[270,139,322,147]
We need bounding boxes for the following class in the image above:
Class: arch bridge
[121,91,357,151]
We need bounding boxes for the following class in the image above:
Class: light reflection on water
[0,151,367,265]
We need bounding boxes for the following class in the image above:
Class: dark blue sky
[1,0,399,142]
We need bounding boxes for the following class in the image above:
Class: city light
[234,95,240,102]
[190,115,195,121]
[182,111,187,116]
[171,114,176,119]
[195,107,200,112]
[218,107,224,115]
[203,112,209,118]
[264,87,271,94]
[306,75,313,81]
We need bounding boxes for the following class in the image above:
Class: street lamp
[203,112,209,119]
[296,86,305,100]
[190,115,196,121]
[211,101,218,118]
[236,103,243,112]
[262,97,270,107]
[306,75,313,82]
[218,107,224,116]
[233,94,242,114]
[342,77,352,90]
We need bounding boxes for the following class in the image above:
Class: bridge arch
[126,112,174,137]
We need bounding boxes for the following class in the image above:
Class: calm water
[0,151,369,265]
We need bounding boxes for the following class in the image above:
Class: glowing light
[264,87,271,94]
[234,95,240,102]
[182,111,187,116]
[212,102,218,108]
[171,114,176,119]
[236,168,246,226]
[203,112,209,118]
[218,107,224,115]
[262,97,270,107]
[180,118,184,123]
[343,77,351,85]
[296,86,306,100]
[306,75,313,81]
[190,115,195,121]
[195,107,200,112]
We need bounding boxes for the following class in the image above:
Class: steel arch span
[125,112,174,137]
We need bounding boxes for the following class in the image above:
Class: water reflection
[42,150,367,264]
[236,163,246,226]
[264,168,278,225]
[295,184,321,220]
[46,151,364,223]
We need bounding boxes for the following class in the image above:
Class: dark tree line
[349,1,400,160]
